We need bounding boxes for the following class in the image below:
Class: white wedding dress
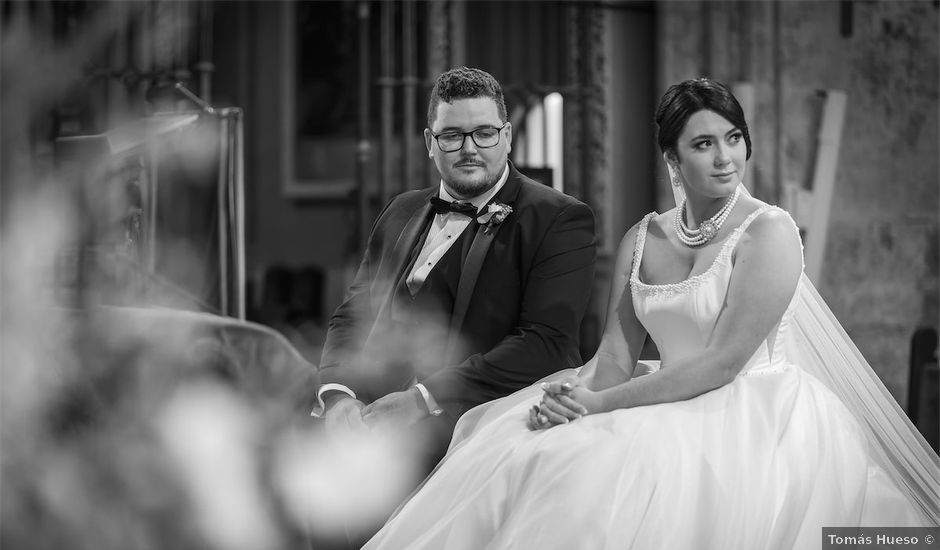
[365,205,938,550]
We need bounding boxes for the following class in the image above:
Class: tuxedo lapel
[371,192,434,329]
[387,198,435,283]
[445,164,524,360]
[446,225,496,358]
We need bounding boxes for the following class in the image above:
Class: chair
[908,327,939,452]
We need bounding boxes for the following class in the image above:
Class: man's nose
[460,134,479,153]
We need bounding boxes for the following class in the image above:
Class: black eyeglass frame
[430,123,508,153]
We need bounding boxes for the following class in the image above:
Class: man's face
[424,97,512,200]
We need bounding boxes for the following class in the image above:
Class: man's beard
[447,165,501,199]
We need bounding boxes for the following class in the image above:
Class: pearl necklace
[674,187,741,247]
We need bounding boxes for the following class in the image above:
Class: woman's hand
[545,376,605,415]
[526,376,603,430]
[527,404,550,430]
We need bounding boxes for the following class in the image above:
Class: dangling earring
[670,169,682,187]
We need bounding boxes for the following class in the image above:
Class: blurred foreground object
[53,90,246,319]
[1,302,320,549]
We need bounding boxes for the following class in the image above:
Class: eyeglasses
[431,124,507,153]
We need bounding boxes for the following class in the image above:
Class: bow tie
[429,196,479,217]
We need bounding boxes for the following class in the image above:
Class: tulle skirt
[365,365,926,550]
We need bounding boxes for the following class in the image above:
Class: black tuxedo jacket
[318,163,596,421]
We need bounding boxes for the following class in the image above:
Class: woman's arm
[581,220,649,391]
[533,220,648,427]
[585,209,803,413]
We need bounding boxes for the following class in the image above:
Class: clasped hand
[527,376,601,430]
[324,390,425,434]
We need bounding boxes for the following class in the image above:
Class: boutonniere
[476,202,513,234]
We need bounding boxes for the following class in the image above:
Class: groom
[314,67,596,464]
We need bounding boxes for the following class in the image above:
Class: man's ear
[503,122,512,154]
[424,128,434,158]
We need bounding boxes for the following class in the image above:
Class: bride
[364,78,940,549]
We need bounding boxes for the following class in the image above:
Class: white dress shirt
[406,166,509,294]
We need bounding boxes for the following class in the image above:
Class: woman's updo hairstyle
[655,78,752,161]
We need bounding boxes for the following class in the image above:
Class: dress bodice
[630,205,799,376]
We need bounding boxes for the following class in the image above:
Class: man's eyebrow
[437,124,500,132]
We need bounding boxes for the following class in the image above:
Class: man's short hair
[427,67,508,129]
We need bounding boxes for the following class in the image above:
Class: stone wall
[657,0,939,403]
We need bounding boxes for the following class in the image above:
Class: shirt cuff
[414,383,443,417]
[310,383,356,417]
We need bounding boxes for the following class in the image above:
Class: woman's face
[670,109,747,200]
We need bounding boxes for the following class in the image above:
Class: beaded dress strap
[720,204,776,258]
[630,213,657,283]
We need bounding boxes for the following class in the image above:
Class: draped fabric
[787,275,940,523]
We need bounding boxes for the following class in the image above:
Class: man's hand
[323,395,368,434]
[361,389,426,430]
